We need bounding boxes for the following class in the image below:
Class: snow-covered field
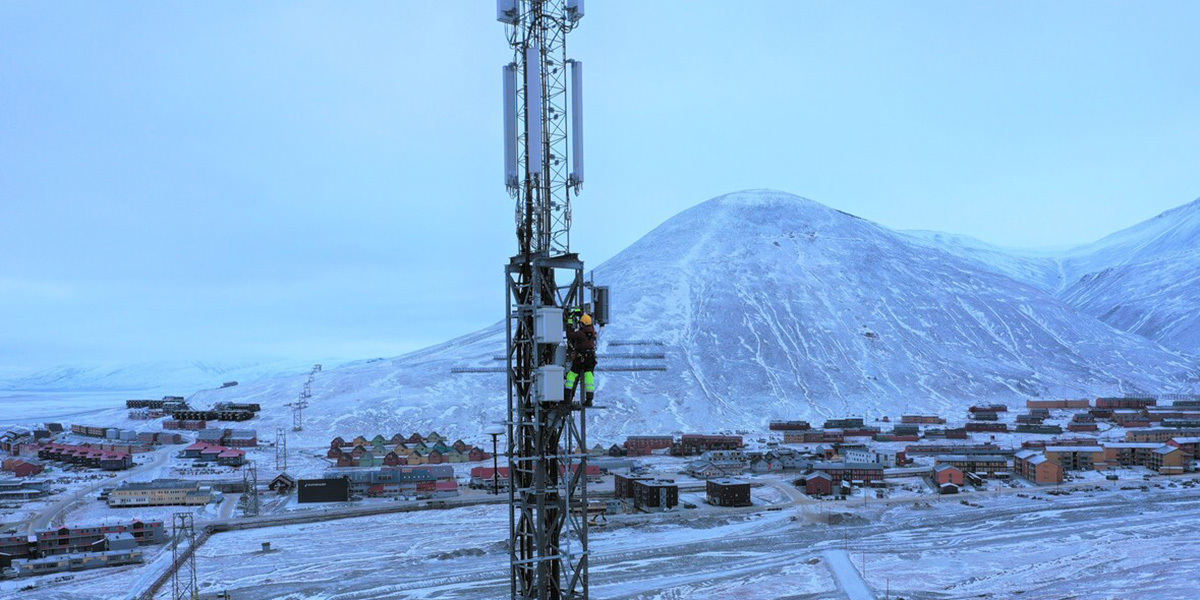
[7,471,1200,600]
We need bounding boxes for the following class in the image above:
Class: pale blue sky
[2,1,1198,372]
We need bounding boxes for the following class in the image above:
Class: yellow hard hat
[581,314,593,325]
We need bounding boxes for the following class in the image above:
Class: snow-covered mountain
[0,360,318,395]
[1056,199,1200,354]
[906,198,1200,355]
[176,190,1197,444]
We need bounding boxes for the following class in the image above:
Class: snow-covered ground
[7,470,1200,600]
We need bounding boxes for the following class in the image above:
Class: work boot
[583,392,594,408]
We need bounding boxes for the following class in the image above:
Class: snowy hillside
[0,360,319,394]
[907,198,1200,354]
[1056,199,1200,354]
[175,190,1198,445]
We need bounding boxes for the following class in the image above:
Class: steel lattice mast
[499,1,590,599]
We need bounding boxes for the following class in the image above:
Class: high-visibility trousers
[565,369,595,398]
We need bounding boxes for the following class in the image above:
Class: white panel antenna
[497,0,519,24]
[503,63,518,189]
[569,59,584,188]
[525,44,544,176]
[566,0,585,21]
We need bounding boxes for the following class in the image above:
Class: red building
[470,466,510,490]
[1167,437,1200,457]
[624,435,674,456]
[1095,397,1156,409]
[768,421,811,431]
[1027,399,1090,409]
[808,462,884,485]
[1,458,44,478]
[933,464,963,486]
[671,434,742,456]
[803,472,833,496]
[901,415,945,424]
[784,430,844,444]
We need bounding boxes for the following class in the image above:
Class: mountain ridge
[6,190,1198,442]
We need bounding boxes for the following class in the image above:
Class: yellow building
[107,480,214,507]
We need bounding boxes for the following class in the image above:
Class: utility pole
[486,424,505,494]
[243,460,260,517]
[291,364,320,432]
[171,512,199,600]
[498,2,594,599]
[275,427,288,471]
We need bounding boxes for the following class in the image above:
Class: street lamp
[484,424,505,495]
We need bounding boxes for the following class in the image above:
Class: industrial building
[843,448,905,467]
[706,479,751,507]
[107,479,215,507]
[323,465,458,498]
[298,477,351,503]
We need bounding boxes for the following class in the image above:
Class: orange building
[1013,449,1064,484]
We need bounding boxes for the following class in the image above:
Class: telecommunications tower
[498,1,597,599]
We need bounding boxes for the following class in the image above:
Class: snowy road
[823,549,875,600]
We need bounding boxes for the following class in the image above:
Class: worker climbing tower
[498,1,597,599]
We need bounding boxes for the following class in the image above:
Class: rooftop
[934,455,1009,462]
[116,479,201,491]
